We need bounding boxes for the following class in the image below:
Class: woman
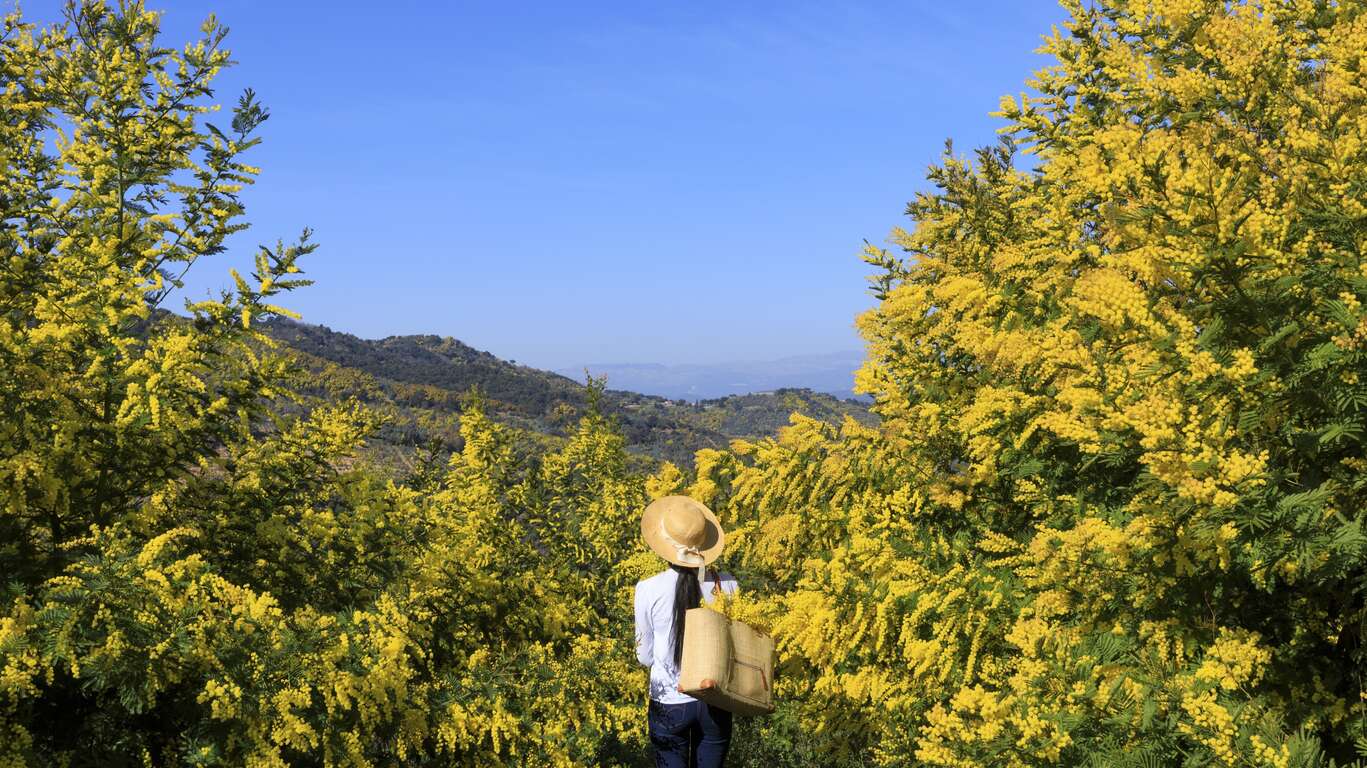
[634,495,738,768]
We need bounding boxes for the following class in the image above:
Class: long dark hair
[669,563,704,667]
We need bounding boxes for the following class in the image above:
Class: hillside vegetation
[3,1,1367,767]
[263,317,874,471]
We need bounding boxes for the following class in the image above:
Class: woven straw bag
[676,575,775,716]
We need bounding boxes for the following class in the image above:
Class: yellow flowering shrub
[0,4,655,765]
[678,0,1367,765]
[6,0,1367,766]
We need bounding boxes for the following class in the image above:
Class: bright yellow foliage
[0,4,654,765]
[5,0,1367,766]
[688,0,1367,765]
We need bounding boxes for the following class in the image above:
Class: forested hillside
[263,317,874,471]
[4,1,1367,767]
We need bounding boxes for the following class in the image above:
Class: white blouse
[633,568,739,704]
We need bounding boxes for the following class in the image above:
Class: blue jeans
[647,698,733,768]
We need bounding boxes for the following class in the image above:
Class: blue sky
[27,1,1071,369]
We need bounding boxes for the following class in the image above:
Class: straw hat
[641,495,725,567]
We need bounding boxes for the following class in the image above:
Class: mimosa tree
[690,0,1367,765]
[0,4,651,765]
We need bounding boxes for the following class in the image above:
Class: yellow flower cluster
[682,0,1367,764]
[7,0,1367,765]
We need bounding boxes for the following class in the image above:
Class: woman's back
[634,568,738,704]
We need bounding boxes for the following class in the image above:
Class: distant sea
[556,350,868,402]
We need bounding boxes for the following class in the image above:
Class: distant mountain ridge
[558,349,868,401]
[259,319,875,471]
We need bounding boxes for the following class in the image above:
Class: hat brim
[641,495,725,566]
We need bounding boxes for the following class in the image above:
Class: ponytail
[668,563,703,668]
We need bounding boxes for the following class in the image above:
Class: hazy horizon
[267,314,865,399]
